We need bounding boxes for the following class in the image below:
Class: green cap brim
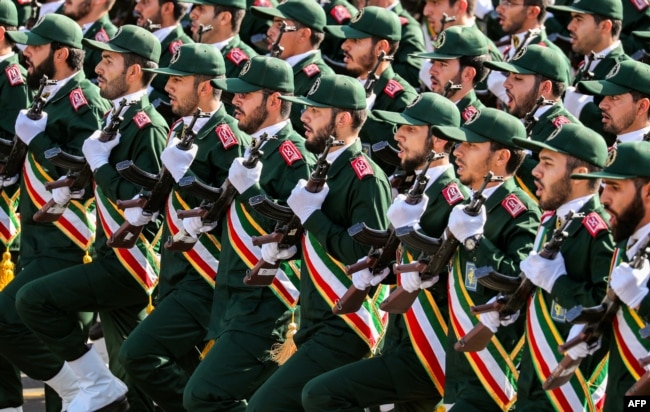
[432,125,490,143]
[411,51,458,60]
[211,78,262,93]
[83,38,131,54]
[634,31,650,40]
[143,67,191,76]
[571,171,631,180]
[548,5,587,14]
[485,60,535,75]
[324,25,368,39]
[5,30,49,46]
[280,95,330,108]
[251,6,286,21]
[512,136,572,156]
[578,79,632,96]
[373,109,427,126]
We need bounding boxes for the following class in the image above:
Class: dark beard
[537,169,573,211]
[510,90,540,119]
[401,138,432,172]
[611,192,645,243]
[237,103,267,134]
[64,0,92,21]
[305,121,336,155]
[26,52,56,91]
[171,92,200,118]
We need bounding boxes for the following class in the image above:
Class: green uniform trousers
[119,277,212,412]
[0,354,21,409]
[15,257,154,412]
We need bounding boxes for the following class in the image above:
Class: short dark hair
[459,53,490,86]
[524,0,550,23]
[167,0,190,21]
[449,0,475,16]
[490,141,526,175]
[332,107,367,132]
[566,155,602,191]
[51,41,84,71]
[291,21,325,48]
[194,73,223,100]
[122,53,158,87]
[370,36,400,56]
[213,5,245,33]
[533,74,567,100]
[592,14,622,39]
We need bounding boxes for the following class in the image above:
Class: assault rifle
[33,99,132,222]
[580,51,605,81]
[371,141,416,195]
[507,28,541,62]
[244,136,344,286]
[142,19,161,32]
[438,13,456,37]
[109,108,208,248]
[270,21,296,58]
[443,80,462,98]
[381,172,502,313]
[165,133,273,251]
[197,24,213,43]
[523,96,555,136]
[333,151,445,314]
[364,51,394,97]
[25,0,42,29]
[455,211,581,353]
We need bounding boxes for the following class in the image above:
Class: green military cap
[324,6,401,42]
[513,123,608,168]
[0,0,18,27]
[84,25,161,63]
[374,92,460,127]
[181,0,245,7]
[211,56,293,93]
[251,0,326,32]
[572,142,650,180]
[432,107,525,149]
[577,60,650,96]
[548,0,622,21]
[280,74,365,110]
[485,44,570,84]
[411,26,488,60]
[5,14,83,49]
[144,44,225,77]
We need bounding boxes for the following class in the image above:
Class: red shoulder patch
[279,140,303,166]
[253,0,271,6]
[541,210,555,224]
[552,115,571,128]
[226,47,249,66]
[4,64,23,86]
[215,124,238,149]
[442,182,465,206]
[462,105,478,122]
[501,193,527,218]
[94,28,110,42]
[133,111,152,129]
[330,5,352,24]
[15,0,29,5]
[302,63,320,77]
[631,0,649,12]
[399,16,408,26]
[351,157,374,179]
[383,79,404,98]
[537,41,548,47]
[168,40,183,55]
[582,212,608,237]
[69,88,88,112]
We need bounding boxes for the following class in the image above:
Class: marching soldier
[15,25,168,412]
[239,0,276,55]
[319,0,357,75]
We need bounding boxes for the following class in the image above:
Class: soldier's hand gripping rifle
[543,233,650,391]
[244,136,344,286]
[33,99,132,223]
[523,96,555,136]
[371,141,416,195]
[455,211,581,353]
[270,21,297,58]
[364,51,394,98]
[381,172,502,314]
[164,133,274,251]
[0,75,57,181]
[333,151,445,315]
[109,108,209,248]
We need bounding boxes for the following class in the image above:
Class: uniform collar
[617,126,650,144]
[211,36,235,51]
[152,25,177,43]
[627,222,650,261]
[0,51,15,63]
[285,49,317,67]
[556,194,593,225]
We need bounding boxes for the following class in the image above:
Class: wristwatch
[464,234,482,251]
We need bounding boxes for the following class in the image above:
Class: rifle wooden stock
[334,285,371,315]
[470,299,504,315]
[542,355,582,391]
[627,372,650,396]
[244,259,281,286]
[176,207,208,219]
[378,287,420,314]
[164,230,197,252]
[109,222,145,249]
[251,231,283,247]
[454,323,495,352]
[345,255,376,274]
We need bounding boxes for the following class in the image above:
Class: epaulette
[69,88,88,112]
[351,156,374,179]
[582,212,608,237]
[168,40,183,55]
[537,42,548,47]
[501,193,527,218]
[631,0,649,12]
[133,111,152,129]
[442,182,465,206]
[302,63,320,78]
[94,28,110,42]
[399,16,408,26]
[226,48,249,66]
[4,64,23,87]
[461,105,478,122]
[330,5,352,24]
[215,123,238,149]
[15,0,29,5]
[253,0,271,6]
[552,115,571,128]
[279,140,303,166]
[383,79,404,98]
[541,210,555,224]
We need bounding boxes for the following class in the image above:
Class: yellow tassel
[83,250,92,264]
[146,294,155,314]
[0,248,13,291]
[269,313,298,366]
[199,339,215,360]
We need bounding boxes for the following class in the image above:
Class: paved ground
[22,374,45,412]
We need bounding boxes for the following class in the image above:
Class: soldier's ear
[53,46,70,64]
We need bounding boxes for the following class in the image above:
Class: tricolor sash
[23,153,94,250]
[302,231,388,352]
[94,185,159,293]
[0,188,19,247]
[166,191,220,287]
[226,199,300,309]
[448,251,519,410]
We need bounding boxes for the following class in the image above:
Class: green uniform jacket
[295,139,392,346]
[621,0,650,56]
[391,2,425,88]
[0,53,30,138]
[517,197,614,410]
[207,122,315,339]
[362,66,418,174]
[158,106,250,302]
[239,0,277,55]
[222,35,258,79]
[149,26,194,110]
[82,15,118,82]
[93,95,168,258]
[289,51,334,136]
[445,177,540,405]
[20,71,111,263]
[320,0,357,74]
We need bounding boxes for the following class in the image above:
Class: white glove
[82,130,121,171]
[287,179,329,224]
[610,261,650,309]
[386,193,429,229]
[401,271,439,293]
[564,324,601,360]
[160,137,198,183]
[350,257,390,289]
[0,175,18,187]
[261,242,297,264]
[51,176,84,205]
[447,204,487,242]
[15,109,48,145]
[479,296,520,333]
[563,86,594,119]
[124,206,156,226]
[520,251,566,293]
[486,70,508,107]
[182,215,218,238]
[228,157,262,193]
